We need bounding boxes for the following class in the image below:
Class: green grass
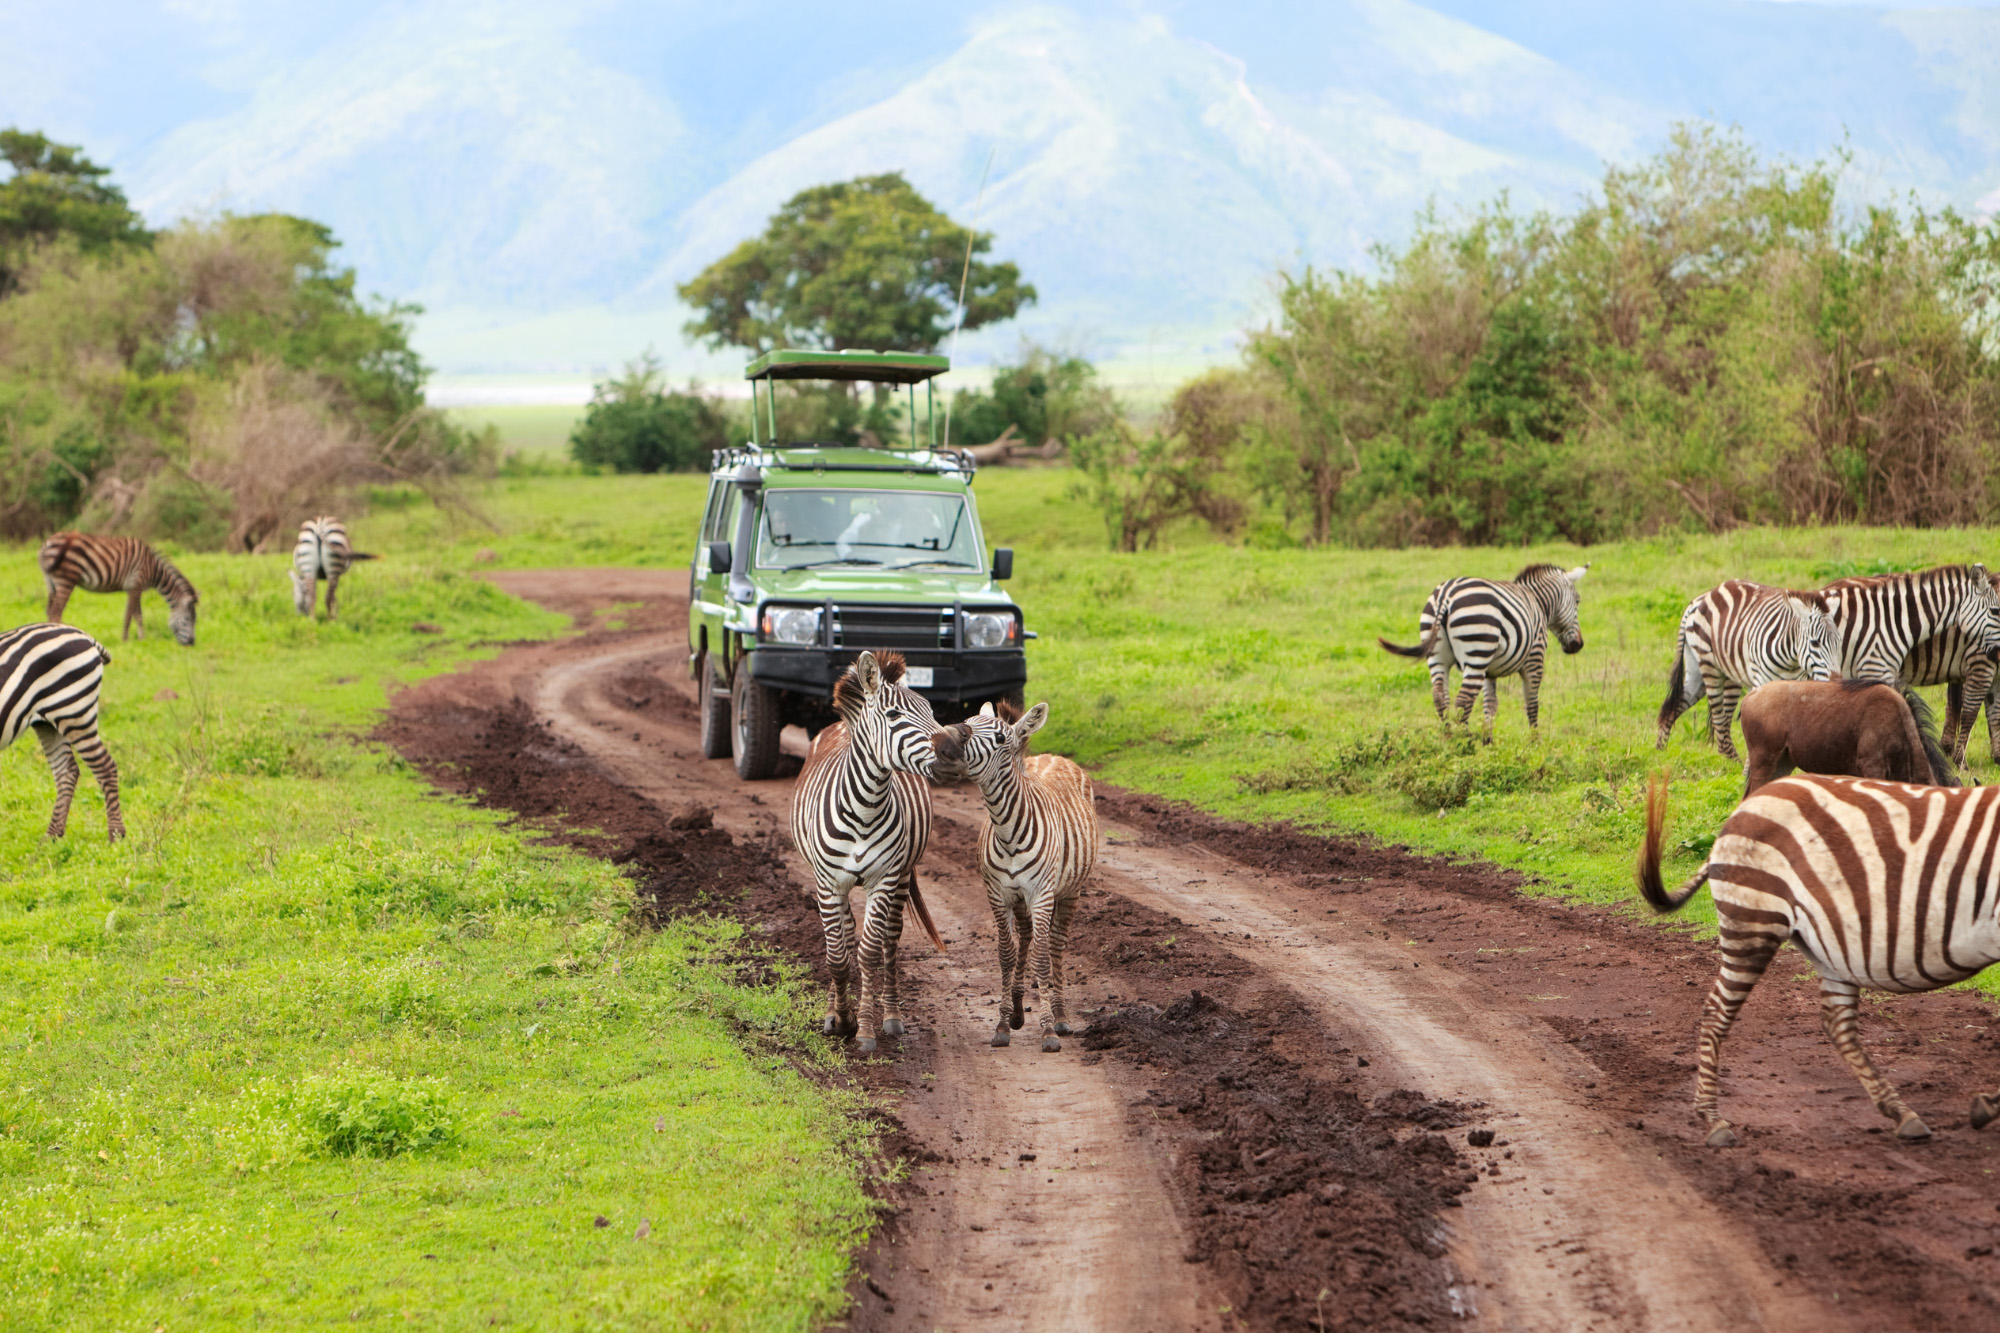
[0,550,871,1329]
[382,468,2000,963]
[448,404,585,459]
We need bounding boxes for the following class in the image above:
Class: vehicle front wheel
[697,651,731,760]
[732,664,783,780]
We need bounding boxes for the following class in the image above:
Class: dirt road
[380,570,2000,1331]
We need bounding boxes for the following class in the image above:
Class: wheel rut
[375,569,2000,1331]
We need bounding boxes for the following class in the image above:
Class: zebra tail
[905,875,947,953]
[348,551,379,562]
[1900,684,1959,787]
[1657,637,1689,733]
[1637,772,1710,914]
[1378,631,1435,659]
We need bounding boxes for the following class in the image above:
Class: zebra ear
[855,651,883,697]
[1012,702,1050,744]
[1565,565,1589,582]
[978,701,995,718]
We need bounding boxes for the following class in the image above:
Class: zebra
[1901,610,2000,766]
[1378,563,1588,739]
[1640,771,2000,1146]
[931,700,1099,1053]
[39,533,199,646]
[1655,581,1840,760]
[1822,563,2000,687]
[790,650,946,1053]
[0,624,125,841]
[292,516,375,618]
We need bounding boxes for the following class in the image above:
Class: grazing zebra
[790,651,946,1053]
[1902,618,2000,765]
[1639,772,2000,1146]
[1378,564,1588,739]
[39,533,199,646]
[0,624,124,841]
[931,700,1099,1053]
[291,516,375,618]
[1655,581,1840,760]
[1822,563,2000,687]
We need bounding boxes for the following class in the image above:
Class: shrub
[295,1073,460,1158]
[569,352,729,472]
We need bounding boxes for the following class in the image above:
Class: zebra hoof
[1040,1036,1062,1053]
[821,1015,841,1036]
[1009,1012,1024,1031]
[1054,1021,1074,1036]
[1971,1095,1999,1131]
[991,1030,1011,1048]
[881,1018,905,1038]
[1895,1114,1933,1141]
[1704,1123,1740,1148]
[857,1037,878,1055]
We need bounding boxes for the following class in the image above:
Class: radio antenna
[942,146,996,450]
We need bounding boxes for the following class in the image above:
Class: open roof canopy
[743,348,949,385]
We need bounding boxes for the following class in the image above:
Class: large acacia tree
[678,173,1035,355]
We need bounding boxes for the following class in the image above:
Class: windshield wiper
[777,558,884,570]
[881,559,979,571]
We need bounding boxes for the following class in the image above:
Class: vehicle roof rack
[743,348,949,385]
[711,442,978,480]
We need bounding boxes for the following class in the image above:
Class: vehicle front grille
[831,604,953,650]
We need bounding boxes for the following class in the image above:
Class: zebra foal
[0,624,125,841]
[1640,772,2000,1146]
[292,516,375,619]
[1379,563,1588,739]
[790,651,946,1053]
[932,700,1099,1053]
[39,533,199,646]
[1655,581,1839,759]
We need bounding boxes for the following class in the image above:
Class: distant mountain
[6,1,2000,376]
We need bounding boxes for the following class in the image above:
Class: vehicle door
[692,480,741,648]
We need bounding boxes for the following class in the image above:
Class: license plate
[904,666,934,688]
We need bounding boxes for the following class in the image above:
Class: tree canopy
[0,129,149,292]
[678,173,1035,356]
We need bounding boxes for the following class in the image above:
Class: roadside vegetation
[0,544,871,1329]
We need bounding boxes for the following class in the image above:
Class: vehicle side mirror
[708,540,733,574]
[991,547,1013,581]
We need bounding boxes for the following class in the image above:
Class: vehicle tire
[732,662,783,780]
[696,651,732,759]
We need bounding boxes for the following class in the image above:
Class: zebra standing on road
[1378,563,1588,739]
[292,516,374,619]
[790,651,947,1053]
[1655,581,1840,759]
[0,624,124,841]
[931,700,1099,1053]
[1822,564,2000,688]
[1640,772,2000,1147]
[39,533,199,646]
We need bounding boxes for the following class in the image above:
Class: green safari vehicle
[688,348,1030,779]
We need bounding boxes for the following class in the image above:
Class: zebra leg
[1029,896,1062,1052]
[1428,659,1450,722]
[817,887,858,1039]
[1047,892,1079,1037]
[1522,645,1547,734]
[1820,979,1930,1140]
[61,723,123,843]
[990,892,1019,1047]
[325,572,340,620]
[854,890,897,1055]
[1482,677,1500,739]
[1452,671,1484,729]
[878,873,912,1039]
[1692,929,1781,1147]
[1707,681,1743,763]
[44,579,73,624]
[34,722,79,840]
[1944,680,1967,762]
[1010,898,1032,1031]
[124,589,144,642]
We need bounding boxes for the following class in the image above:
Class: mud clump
[1086,990,1472,1331]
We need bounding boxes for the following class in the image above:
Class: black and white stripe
[932,701,1099,1052]
[0,624,124,841]
[789,651,944,1053]
[1656,581,1840,759]
[1379,563,1588,737]
[1822,563,2000,686]
[1903,621,2000,766]
[39,533,199,646]
[291,516,374,619]
[1641,773,2000,1146]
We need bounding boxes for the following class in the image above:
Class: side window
[699,483,727,544]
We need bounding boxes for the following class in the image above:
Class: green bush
[568,352,729,472]
[294,1073,460,1159]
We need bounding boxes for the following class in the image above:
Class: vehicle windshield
[757,489,981,570]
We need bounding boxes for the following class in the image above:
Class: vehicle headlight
[763,606,820,645]
[964,612,1013,649]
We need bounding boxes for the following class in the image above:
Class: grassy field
[0,549,871,1329]
[447,404,585,461]
[374,466,2000,961]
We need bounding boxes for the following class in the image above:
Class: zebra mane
[831,652,909,718]
[1515,562,1564,583]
